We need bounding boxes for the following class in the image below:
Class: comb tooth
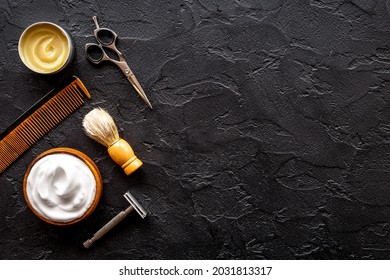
[2,146,16,164]
[40,105,57,128]
[63,88,82,109]
[15,127,31,147]
[26,114,40,137]
[8,131,23,147]
[0,159,7,169]
[13,136,28,153]
[31,110,51,134]
[15,104,58,148]
[60,92,80,118]
[45,98,59,117]
[50,97,68,120]
[8,131,28,152]
[57,90,76,112]
[4,135,17,154]
[38,105,57,132]
[44,102,62,124]
[20,120,39,142]
[0,143,10,165]
[0,77,90,174]
[26,115,47,141]
[35,109,53,131]
[18,123,35,145]
[3,138,23,159]
[0,149,10,171]
[22,100,64,143]
[74,89,85,106]
[57,98,73,118]
[0,160,5,172]
[0,142,15,165]
[65,88,77,102]
[69,87,85,104]
[58,90,73,114]
[45,92,75,126]
[73,78,91,99]
[0,147,5,168]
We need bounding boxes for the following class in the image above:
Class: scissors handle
[85,43,106,64]
[86,17,123,64]
[85,43,124,64]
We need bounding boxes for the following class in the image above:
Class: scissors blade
[126,72,153,109]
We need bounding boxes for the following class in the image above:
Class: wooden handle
[107,138,143,175]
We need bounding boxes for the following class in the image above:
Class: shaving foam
[25,153,96,223]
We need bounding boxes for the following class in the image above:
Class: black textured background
[1,0,390,260]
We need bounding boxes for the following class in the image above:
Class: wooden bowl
[23,147,103,226]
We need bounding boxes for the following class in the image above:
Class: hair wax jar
[18,22,74,74]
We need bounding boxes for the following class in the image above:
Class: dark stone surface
[1,0,390,260]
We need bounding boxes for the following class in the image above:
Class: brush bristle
[82,108,119,147]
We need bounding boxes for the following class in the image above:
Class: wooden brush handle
[107,138,143,175]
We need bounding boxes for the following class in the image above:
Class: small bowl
[18,22,75,74]
[23,148,103,226]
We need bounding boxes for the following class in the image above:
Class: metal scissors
[85,16,153,109]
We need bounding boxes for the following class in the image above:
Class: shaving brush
[82,108,142,175]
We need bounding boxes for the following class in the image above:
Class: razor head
[124,191,147,219]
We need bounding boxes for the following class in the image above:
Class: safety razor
[83,191,147,248]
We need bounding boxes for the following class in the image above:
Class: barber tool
[85,16,153,109]
[82,108,142,175]
[83,191,147,248]
[0,77,91,174]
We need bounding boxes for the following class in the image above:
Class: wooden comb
[0,76,91,174]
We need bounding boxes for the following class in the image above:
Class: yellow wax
[19,23,70,74]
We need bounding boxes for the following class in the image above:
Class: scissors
[85,16,153,109]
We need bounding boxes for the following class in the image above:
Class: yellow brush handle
[107,138,143,175]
